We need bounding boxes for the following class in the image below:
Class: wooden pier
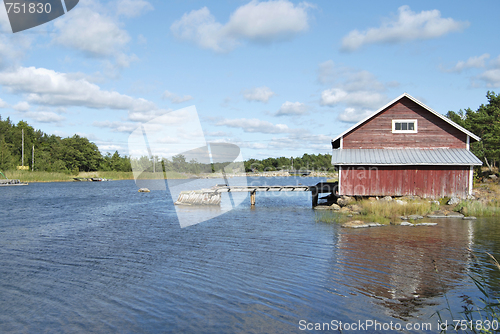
[175,182,338,207]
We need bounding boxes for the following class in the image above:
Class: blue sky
[0,0,499,160]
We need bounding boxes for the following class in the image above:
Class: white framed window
[392,119,417,133]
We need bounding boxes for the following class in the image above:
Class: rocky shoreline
[314,184,500,228]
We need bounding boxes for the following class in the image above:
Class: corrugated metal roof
[331,149,483,166]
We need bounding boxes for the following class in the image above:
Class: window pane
[395,123,401,130]
[402,123,408,130]
[408,122,414,131]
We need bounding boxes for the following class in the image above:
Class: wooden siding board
[343,97,467,149]
[340,166,470,198]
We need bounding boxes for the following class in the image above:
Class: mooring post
[311,188,318,208]
[250,190,256,206]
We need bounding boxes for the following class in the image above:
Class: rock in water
[341,220,383,228]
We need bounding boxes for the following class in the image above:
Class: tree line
[244,153,333,172]
[0,116,132,174]
[447,91,500,169]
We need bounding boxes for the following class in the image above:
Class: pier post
[311,189,318,207]
[250,190,256,206]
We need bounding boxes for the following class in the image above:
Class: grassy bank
[455,200,500,217]
[316,183,500,225]
[2,170,191,182]
[80,171,190,180]
[3,169,333,183]
[3,170,76,182]
[316,198,440,225]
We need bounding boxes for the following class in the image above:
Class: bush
[454,200,500,217]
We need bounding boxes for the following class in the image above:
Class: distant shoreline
[3,170,337,183]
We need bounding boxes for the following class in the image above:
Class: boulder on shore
[330,203,341,210]
[341,220,383,228]
[337,196,354,207]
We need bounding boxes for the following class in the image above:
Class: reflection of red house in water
[331,221,474,320]
[331,93,482,198]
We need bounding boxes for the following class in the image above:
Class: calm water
[1,177,499,333]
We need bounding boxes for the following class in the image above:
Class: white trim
[340,137,343,149]
[466,135,470,151]
[331,93,481,143]
[338,166,342,195]
[469,166,474,196]
[392,119,417,133]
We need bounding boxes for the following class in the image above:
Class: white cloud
[76,132,98,141]
[13,101,30,111]
[52,3,141,71]
[445,54,500,88]
[238,142,269,150]
[337,107,373,123]
[0,66,158,113]
[241,133,332,152]
[115,0,153,18]
[474,55,500,87]
[224,0,312,41]
[162,90,194,104]
[479,56,500,88]
[217,118,289,134]
[25,111,66,123]
[276,101,307,116]
[341,6,469,51]
[54,7,130,58]
[171,7,230,52]
[93,120,138,133]
[0,98,8,108]
[320,88,386,108]
[317,61,388,91]
[479,69,500,87]
[127,109,172,122]
[171,0,312,52]
[318,62,392,122]
[445,54,490,73]
[242,86,275,102]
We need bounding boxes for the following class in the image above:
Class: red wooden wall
[340,165,470,198]
[343,97,468,149]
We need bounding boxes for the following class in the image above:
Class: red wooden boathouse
[331,93,483,198]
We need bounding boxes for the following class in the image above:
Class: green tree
[0,137,14,170]
[60,135,102,172]
[447,91,500,168]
